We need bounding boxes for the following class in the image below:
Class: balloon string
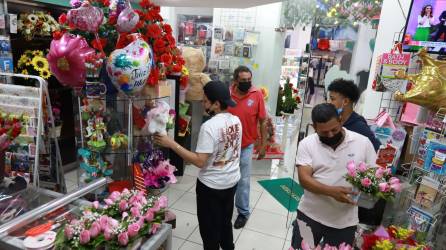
[94,33,106,57]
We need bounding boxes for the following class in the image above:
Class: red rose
[135,20,144,30]
[165,34,176,47]
[152,6,161,14]
[147,68,160,86]
[172,64,182,72]
[180,76,189,88]
[154,39,165,50]
[52,30,64,40]
[146,24,162,39]
[163,24,173,34]
[140,0,153,9]
[108,15,117,25]
[92,38,107,51]
[160,53,173,65]
[58,13,67,25]
[293,89,298,94]
[103,0,110,6]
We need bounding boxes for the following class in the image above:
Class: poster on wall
[403,0,446,53]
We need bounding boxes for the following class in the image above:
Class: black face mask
[205,108,216,117]
[319,131,344,147]
[237,81,252,93]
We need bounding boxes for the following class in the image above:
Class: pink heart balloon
[67,2,104,32]
[47,33,95,88]
[116,7,140,33]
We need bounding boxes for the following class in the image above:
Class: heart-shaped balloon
[116,7,140,33]
[47,33,95,89]
[107,34,153,96]
[67,2,104,32]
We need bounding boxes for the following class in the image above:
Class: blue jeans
[235,144,254,217]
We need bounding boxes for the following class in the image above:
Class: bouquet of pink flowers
[346,161,402,201]
[55,189,167,249]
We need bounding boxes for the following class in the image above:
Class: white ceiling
[150,0,283,8]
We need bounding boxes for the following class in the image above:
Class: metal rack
[0,72,64,192]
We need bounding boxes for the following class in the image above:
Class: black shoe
[234,215,248,229]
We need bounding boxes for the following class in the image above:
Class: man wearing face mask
[228,66,267,229]
[291,103,377,248]
[327,79,386,227]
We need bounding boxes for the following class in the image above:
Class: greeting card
[376,143,398,168]
[423,141,446,175]
[415,176,440,208]
[407,206,434,233]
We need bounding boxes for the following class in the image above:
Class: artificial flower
[118,231,129,246]
[21,69,29,75]
[361,177,372,188]
[31,56,49,72]
[127,223,140,238]
[39,69,51,79]
[79,230,91,245]
[358,162,368,172]
[27,14,38,23]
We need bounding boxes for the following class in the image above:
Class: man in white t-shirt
[154,81,242,250]
[291,103,377,248]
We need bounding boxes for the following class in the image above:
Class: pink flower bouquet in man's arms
[345,161,402,203]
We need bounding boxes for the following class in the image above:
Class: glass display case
[0,178,173,249]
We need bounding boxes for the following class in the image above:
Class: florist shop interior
[0,0,445,249]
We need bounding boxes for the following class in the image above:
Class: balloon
[47,33,95,88]
[394,48,446,110]
[116,7,140,33]
[67,2,104,32]
[106,34,153,96]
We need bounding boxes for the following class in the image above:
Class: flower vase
[357,192,378,209]
[147,185,169,196]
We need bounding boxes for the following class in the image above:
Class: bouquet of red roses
[0,112,23,150]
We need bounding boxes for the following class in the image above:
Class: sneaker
[234,214,248,229]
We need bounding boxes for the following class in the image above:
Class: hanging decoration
[394,48,446,110]
[283,0,383,28]
[54,0,188,89]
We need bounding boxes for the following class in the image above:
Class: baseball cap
[203,81,236,107]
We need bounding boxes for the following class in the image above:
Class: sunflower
[39,69,51,79]
[21,69,29,75]
[27,14,38,24]
[31,56,49,72]
[32,50,44,57]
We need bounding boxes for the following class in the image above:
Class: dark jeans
[196,180,237,250]
[291,210,357,249]
[358,199,386,225]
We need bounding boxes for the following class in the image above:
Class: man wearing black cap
[155,81,242,250]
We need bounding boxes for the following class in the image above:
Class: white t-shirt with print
[296,129,377,229]
[196,112,242,190]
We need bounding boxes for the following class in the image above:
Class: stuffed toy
[182,47,211,101]
[145,101,170,135]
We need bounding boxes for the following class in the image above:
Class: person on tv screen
[414,5,435,42]
[435,8,446,41]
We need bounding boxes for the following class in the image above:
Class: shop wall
[213,3,284,113]
[361,0,411,119]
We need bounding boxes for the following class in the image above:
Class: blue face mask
[337,107,343,115]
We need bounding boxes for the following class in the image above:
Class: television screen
[403,0,446,53]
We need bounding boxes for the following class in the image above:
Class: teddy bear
[182,47,211,101]
[145,101,170,135]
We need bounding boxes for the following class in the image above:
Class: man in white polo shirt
[291,103,377,248]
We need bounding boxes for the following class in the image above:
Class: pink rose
[130,206,141,217]
[64,225,74,239]
[89,222,101,238]
[145,210,155,222]
[358,162,368,172]
[150,223,161,235]
[109,191,121,201]
[80,230,91,245]
[108,218,119,229]
[391,182,402,193]
[122,188,130,196]
[104,227,114,240]
[137,217,145,227]
[119,200,128,212]
[379,182,390,192]
[375,168,385,179]
[346,161,356,172]
[158,196,168,208]
[118,231,129,246]
[390,177,400,185]
[99,215,109,231]
[347,169,357,177]
[127,223,141,238]
[339,243,352,250]
[384,168,392,175]
[92,201,99,209]
[104,199,114,205]
[122,212,129,218]
[361,177,372,188]
[140,196,148,205]
[149,204,160,214]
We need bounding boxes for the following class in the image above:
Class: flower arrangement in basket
[133,142,177,190]
[361,225,430,250]
[18,11,60,41]
[0,112,24,150]
[16,50,52,80]
[55,189,168,249]
[278,78,301,114]
[345,161,401,208]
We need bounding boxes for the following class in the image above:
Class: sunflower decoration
[16,50,52,80]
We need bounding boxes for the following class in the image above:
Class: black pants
[196,180,237,250]
[358,199,386,225]
[434,26,446,41]
[291,211,357,249]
